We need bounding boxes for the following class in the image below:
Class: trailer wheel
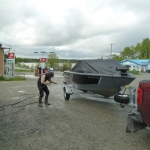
[63,88,70,100]
[114,93,129,104]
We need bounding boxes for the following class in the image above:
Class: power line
[0,42,11,48]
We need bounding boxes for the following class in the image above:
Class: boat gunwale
[64,71,135,79]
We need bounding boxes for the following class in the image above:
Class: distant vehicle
[146,69,150,73]
[49,68,54,75]
[146,64,150,73]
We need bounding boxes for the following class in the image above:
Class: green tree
[35,62,40,68]
[141,38,150,58]
[120,46,136,59]
[135,43,142,59]
[46,53,59,69]
[4,54,7,59]
[60,62,71,71]
[15,56,17,64]
[111,54,123,62]
[117,38,150,61]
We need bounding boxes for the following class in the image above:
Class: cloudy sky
[0,0,150,59]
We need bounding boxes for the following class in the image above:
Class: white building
[120,59,150,72]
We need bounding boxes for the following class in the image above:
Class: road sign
[39,58,46,62]
[8,52,15,59]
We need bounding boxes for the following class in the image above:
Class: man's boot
[45,95,50,105]
[39,97,43,107]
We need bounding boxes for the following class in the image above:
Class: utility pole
[110,43,114,59]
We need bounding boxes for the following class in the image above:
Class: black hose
[0,94,37,111]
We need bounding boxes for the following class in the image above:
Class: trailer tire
[63,88,70,100]
[114,93,129,104]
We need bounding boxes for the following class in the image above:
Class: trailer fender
[63,86,73,100]
[63,86,73,95]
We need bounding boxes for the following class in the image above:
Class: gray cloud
[32,8,88,46]
[0,0,150,59]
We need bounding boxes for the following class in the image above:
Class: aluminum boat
[63,59,135,97]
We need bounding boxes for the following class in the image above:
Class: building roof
[0,43,11,49]
[121,59,150,66]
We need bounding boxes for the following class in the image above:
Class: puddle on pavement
[18,91,25,93]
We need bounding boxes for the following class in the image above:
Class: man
[37,72,57,107]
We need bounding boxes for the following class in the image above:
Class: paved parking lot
[0,72,150,150]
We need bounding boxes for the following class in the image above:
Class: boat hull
[63,71,135,97]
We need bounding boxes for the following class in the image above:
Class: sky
[0,0,150,59]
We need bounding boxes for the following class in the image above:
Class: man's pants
[38,84,50,97]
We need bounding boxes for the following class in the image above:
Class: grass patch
[15,69,32,72]
[0,75,5,80]
[0,75,26,81]
[128,69,140,75]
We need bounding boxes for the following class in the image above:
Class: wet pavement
[0,72,150,150]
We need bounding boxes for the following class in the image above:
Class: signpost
[6,52,15,77]
[6,59,15,77]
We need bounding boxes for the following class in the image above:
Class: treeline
[4,54,79,63]
[112,38,150,61]
[16,58,38,63]
[15,58,79,63]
